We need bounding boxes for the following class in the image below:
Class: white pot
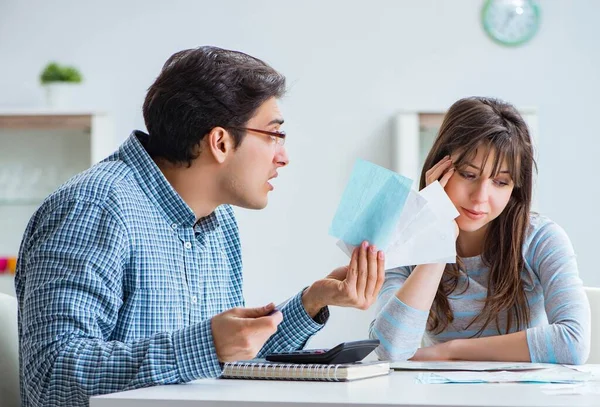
[44,83,79,109]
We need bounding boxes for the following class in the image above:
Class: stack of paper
[416,366,593,384]
[390,361,553,372]
[330,159,459,268]
[541,365,600,394]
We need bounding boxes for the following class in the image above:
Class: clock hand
[502,11,516,31]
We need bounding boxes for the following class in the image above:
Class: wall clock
[482,0,541,46]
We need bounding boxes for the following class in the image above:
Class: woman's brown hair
[420,97,537,335]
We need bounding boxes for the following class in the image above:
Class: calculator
[265,339,380,364]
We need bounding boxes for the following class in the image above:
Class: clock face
[482,0,540,46]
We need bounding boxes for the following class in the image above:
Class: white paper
[416,366,592,384]
[388,189,430,244]
[385,220,456,269]
[336,181,460,268]
[540,365,600,394]
[336,240,354,257]
[418,181,460,221]
[390,361,552,371]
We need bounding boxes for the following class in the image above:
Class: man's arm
[257,291,327,355]
[17,200,221,407]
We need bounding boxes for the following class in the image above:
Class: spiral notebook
[221,359,390,382]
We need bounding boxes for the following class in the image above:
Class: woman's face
[444,148,515,234]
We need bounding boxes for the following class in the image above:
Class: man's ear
[205,127,235,164]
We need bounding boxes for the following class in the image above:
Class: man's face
[222,97,289,210]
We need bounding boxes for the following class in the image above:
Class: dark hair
[142,46,286,165]
[420,96,537,336]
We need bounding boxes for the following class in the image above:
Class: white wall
[1,0,599,347]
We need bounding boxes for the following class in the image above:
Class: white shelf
[393,108,538,179]
[0,108,108,115]
[0,111,116,256]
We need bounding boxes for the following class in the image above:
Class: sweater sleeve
[525,220,591,365]
[369,266,429,361]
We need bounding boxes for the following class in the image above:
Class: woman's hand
[410,341,455,361]
[425,155,455,187]
[425,155,459,239]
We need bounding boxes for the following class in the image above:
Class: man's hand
[302,241,385,316]
[211,304,283,362]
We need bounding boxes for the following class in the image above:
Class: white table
[90,367,600,407]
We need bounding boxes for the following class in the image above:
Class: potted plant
[40,62,83,108]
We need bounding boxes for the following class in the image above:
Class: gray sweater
[369,214,591,364]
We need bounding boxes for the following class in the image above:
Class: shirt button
[191,296,198,304]
[184,242,192,249]
[171,223,178,229]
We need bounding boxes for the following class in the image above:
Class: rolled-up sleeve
[369,266,429,360]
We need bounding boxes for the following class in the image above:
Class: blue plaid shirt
[15,131,327,407]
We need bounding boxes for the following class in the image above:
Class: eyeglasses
[227,127,286,146]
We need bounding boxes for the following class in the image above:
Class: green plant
[40,62,83,84]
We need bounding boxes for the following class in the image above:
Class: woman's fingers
[438,167,455,187]
[427,155,449,175]
[425,156,453,186]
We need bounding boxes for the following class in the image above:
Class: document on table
[391,361,552,372]
[416,365,592,384]
[540,365,600,395]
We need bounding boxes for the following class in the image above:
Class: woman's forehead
[453,145,515,173]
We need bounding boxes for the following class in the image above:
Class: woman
[370,97,590,364]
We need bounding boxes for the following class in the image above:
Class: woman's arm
[413,218,591,365]
[371,156,458,361]
[395,263,446,311]
[412,331,530,362]
[522,219,590,365]
[370,263,446,361]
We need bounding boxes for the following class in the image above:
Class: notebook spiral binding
[227,361,343,381]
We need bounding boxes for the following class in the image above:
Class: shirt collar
[119,130,219,230]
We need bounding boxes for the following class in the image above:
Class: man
[15,46,385,407]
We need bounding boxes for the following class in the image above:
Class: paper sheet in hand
[384,182,458,268]
[329,159,412,248]
[332,159,459,267]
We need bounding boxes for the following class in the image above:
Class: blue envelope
[329,159,412,249]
